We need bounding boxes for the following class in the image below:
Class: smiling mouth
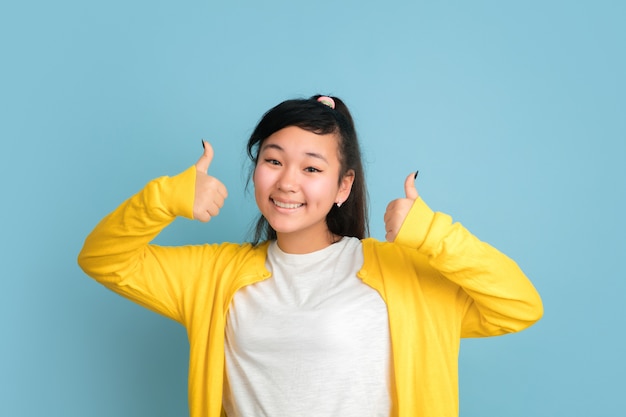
[272,199,304,209]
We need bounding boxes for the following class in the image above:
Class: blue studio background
[1,1,624,416]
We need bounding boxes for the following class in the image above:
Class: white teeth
[273,199,303,209]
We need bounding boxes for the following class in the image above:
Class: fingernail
[201,139,205,149]
[414,170,419,180]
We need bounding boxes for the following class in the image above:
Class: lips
[272,199,304,209]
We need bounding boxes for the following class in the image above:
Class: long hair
[246,95,369,244]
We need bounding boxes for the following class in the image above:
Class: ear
[336,169,355,204]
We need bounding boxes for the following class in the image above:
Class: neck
[276,230,341,254]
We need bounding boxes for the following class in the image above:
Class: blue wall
[2,1,624,416]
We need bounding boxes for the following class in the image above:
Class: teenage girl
[78,95,543,417]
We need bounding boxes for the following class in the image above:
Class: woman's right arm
[77,143,228,321]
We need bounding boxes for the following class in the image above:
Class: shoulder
[360,237,407,257]
[358,238,461,307]
[359,237,421,273]
[149,240,269,275]
[359,237,441,284]
[205,240,270,266]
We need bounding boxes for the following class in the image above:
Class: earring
[336,201,343,208]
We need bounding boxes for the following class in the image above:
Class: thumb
[196,140,214,173]
[404,172,419,200]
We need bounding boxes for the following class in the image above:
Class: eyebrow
[261,143,329,164]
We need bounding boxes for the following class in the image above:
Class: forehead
[261,126,340,157]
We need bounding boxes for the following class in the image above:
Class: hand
[383,172,419,242]
[193,141,228,222]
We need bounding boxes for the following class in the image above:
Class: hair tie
[317,96,335,109]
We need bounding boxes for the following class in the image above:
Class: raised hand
[193,141,228,222]
[383,172,419,242]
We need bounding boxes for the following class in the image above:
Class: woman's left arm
[385,174,543,337]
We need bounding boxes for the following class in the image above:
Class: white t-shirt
[223,237,392,417]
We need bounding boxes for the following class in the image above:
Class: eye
[264,158,281,166]
[304,166,322,173]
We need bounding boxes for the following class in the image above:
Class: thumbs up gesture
[193,141,228,222]
[383,172,419,242]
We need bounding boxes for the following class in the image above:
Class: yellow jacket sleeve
[394,198,543,337]
[77,166,205,323]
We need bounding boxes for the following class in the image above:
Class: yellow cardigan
[78,166,543,417]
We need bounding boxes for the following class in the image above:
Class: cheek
[253,166,271,198]
[252,167,262,196]
[308,178,340,201]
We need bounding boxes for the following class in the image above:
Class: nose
[277,167,298,192]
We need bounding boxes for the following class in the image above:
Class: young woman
[78,95,543,417]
